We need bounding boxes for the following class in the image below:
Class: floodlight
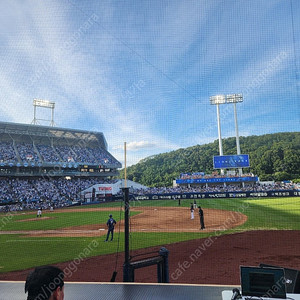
[210,95,226,105]
[33,99,55,108]
[32,99,56,126]
[226,94,243,103]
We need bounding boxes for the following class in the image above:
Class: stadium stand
[0,141,18,162]
[16,142,41,162]
[0,121,121,172]
[36,144,60,162]
[131,182,296,196]
[0,121,122,208]
[0,177,113,211]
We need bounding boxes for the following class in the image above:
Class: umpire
[199,206,205,230]
[105,214,117,242]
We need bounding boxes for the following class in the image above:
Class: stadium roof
[0,121,108,149]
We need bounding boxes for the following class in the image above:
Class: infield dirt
[0,206,247,237]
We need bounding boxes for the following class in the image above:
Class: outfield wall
[134,190,300,201]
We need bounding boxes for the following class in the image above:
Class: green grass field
[0,197,299,273]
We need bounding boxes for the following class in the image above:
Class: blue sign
[176,175,258,184]
[213,154,250,169]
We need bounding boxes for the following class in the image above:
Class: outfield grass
[0,197,299,273]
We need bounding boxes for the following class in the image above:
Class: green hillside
[119,132,300,187]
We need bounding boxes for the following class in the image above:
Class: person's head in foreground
[25,265,64,300]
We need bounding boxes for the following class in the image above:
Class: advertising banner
[134,190,299,201]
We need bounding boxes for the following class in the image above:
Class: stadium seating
[0,177,111,210]
[0,140,120,166]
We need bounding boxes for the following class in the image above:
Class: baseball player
[105,214,117,242]
[199,206,205,230]
[190,203,194,220]
[37,208,42,218]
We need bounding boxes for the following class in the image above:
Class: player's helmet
[109,214,112,217]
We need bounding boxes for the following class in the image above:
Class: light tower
[32,99,55,127]
[210,95,226,175]
[210,93,244,176]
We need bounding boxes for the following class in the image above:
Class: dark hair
[25,266,64,300]
[109,214,112,217]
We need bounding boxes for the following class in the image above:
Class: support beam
[123,187,130,282]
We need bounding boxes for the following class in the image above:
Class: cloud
[0,0,298,169]
[117,141,156,151]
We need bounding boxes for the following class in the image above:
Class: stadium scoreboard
[213,154,250,169]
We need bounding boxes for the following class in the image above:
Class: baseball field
[0,196,299,284]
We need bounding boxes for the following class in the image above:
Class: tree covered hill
[119,132,300,187]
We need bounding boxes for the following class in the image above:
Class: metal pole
[33,104,36,125]
[216,104,223,156]
[216,104,224,175]
[159,247,169,283]
[233,102,242,176]
[51,107,54,127]
[124,142,127,188]
[233,102,241,155]
[123,187,130,282]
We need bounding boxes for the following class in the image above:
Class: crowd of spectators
[67,146,117,165]
[0,177,110,212]
[89,148,117,165]
[54,145,76,162]
[131,182,296,195]
[16,143,41,162]
[0,142,18,162]
[71,146,96,164]
[36,144,60,162]
[0,199,72,213]
[0,141,119,166]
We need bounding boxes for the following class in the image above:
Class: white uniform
[190,204,194,219]
[191,210,194,219]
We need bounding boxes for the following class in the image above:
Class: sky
[0,0,299,166]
